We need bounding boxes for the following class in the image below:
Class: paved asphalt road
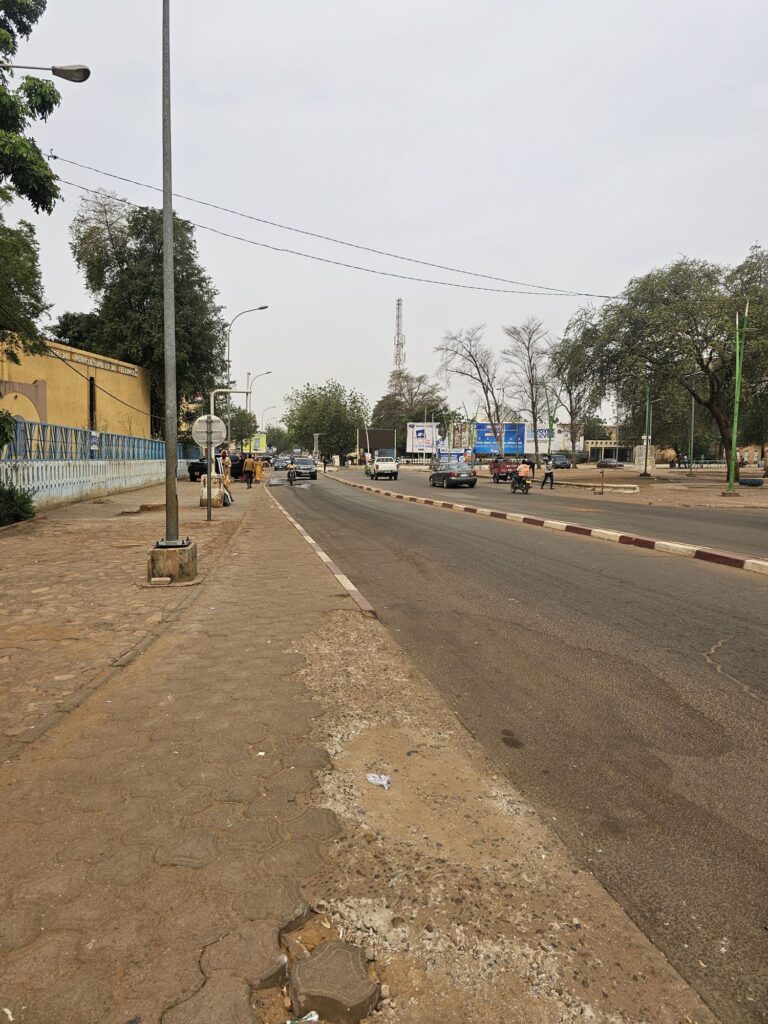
[273,475,768,1024]
[349,467,768,560]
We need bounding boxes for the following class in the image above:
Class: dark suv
[294,457,318,480]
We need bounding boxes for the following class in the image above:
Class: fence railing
[1,419,199,462]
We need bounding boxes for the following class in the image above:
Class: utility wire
[58,179,607,298]
[50,153,613,299]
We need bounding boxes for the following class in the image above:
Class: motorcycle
[287,467,297,486]
[510,474,530,494]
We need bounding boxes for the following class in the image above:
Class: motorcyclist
[513,460,531,491]
[286,455,297,485]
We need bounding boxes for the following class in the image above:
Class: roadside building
[0,341,152,437]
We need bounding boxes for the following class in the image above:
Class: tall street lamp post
[161,0,180,548]
[726,305,748,496]
[261,405,276,430]
[227,306,268,435]
[147,1,195,582]
[243,372,272,415]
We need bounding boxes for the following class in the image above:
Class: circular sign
[191,415,227,447]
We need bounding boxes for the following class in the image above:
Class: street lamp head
[52,65,91,83]
[257,305,268,311]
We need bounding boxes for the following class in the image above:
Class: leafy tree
[588,248,768,481]
[56,191,227,426]
[51,310,101,350]
[582,414,611,441]
[370,370,448,455]
[550,324,602,466]
[283,380,369,457]
[228,406,257,447]
[436,326,511,452]
[0,1,61,213]
[0,408,16,446]
[0,190,49,360]
[266,424,291,453]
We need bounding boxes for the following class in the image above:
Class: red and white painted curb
[268,487,376,616]
[327,475,768,578]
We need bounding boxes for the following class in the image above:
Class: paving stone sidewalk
[0,481,357,1023]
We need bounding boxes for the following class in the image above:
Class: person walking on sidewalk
[254,457,264,484]
[221,450,234,503]
[541,458,555,489]
[243,454,255,489]
[322,455,328,474]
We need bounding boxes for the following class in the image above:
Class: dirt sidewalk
[0,479,717,1022]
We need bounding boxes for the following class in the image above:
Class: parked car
[294,456,318,480]
[366,456,398,481]
[550,454,572,469]
[596,458,623,469]
[429,461,477,488]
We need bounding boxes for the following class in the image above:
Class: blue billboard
[474,422,526,455]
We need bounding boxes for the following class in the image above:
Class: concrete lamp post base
[148,538,198,583]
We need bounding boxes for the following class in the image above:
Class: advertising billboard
[357,428,396,458]
[473,423,526,455]
[406,422,442,454]
[524,424,577,453]
[248,432,267,453]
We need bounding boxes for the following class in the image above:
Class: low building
[0,341,152,437]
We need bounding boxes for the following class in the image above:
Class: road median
[327,473,768,577]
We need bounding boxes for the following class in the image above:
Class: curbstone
[289,940,380,1024]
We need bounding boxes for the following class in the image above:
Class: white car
[367,456,398,481]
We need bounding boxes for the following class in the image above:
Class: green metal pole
[641,377,651,476]
[727,308,746,493]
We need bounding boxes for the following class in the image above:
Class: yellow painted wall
[0,341,152,437]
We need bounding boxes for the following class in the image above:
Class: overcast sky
[12,0,767,425]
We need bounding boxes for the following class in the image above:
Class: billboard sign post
[473,423,525,456]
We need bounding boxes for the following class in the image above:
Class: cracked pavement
[0,482,350,1022]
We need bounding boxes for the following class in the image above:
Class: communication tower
[393,298,406,371]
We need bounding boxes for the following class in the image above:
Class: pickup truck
[489,458,520,483]
[188,454,243,482]
[366,456,398,481]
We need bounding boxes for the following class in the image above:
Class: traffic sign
[191,415,227,447]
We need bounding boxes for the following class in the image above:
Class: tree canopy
[228,406,257,447]
[0,190,49,360]
[370,370,448,455]
[0,1,62,212]
[436,326,511,451]
[56,191,227,427]
[283,380,369,456]
[583,247,768,478]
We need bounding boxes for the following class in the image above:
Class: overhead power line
[58,178,611,299]
[50,153,613,299]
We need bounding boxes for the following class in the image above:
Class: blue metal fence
[1,419,199,462]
